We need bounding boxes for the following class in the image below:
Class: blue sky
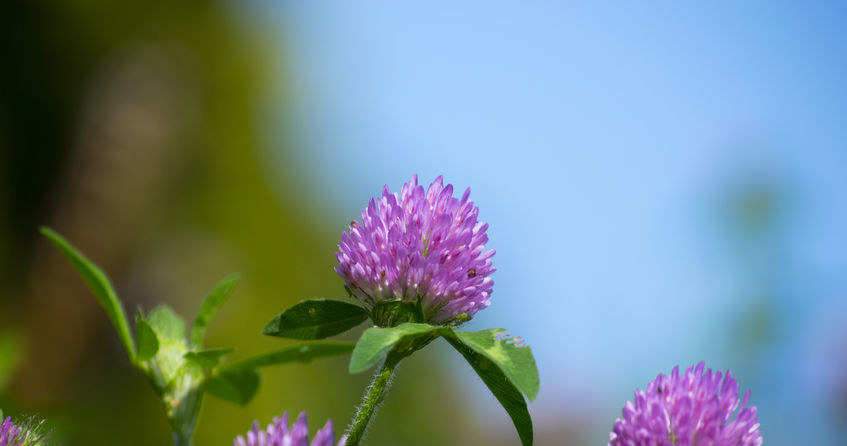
[243,1,847,443]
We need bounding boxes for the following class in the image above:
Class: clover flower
[335,175,495,325]
[234,412,346,446]
[609,362,762,446]
[0,415,48,446]
[0,417,24,446]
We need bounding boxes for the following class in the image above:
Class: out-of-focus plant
[0,331,23,392]
[0,409,51,446]
[40,228,354,446]
[263,176,540,445]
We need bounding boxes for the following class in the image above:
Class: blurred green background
[3,1,847,445]
[0,1,468,444]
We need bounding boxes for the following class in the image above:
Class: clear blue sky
[243,1,847,443]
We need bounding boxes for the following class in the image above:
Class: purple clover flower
[609,362,763,446]
[335,175,495,325]
[234,412,346,446]
[0,417,24,446]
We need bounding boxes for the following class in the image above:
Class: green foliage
[40,227,136,360]
[345,321,540,445]
[190,274,240,348]
[222,342,354,371]
[443,333,534,446]
[204,342,354,405]
[135,314,160,361]
[205,369,260,406]
[262,298,367,340]
[143,305,192,397]
[265,293,540,427]
[40,228,354,444]
[349,323,442,373]
[148,306,187,343]
[184,348,236,369]
[138,304,198,436]
[451,329,539,401]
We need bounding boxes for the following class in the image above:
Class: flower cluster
[0,417,24,446]
[335,175,495,325]
[609,362,762,446]
[234,412,345,446]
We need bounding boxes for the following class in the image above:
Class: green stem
[345,356,401,446]
[173,431,193,446]
[168,372,203,446]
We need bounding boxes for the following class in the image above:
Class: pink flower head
[335,175,495,325]
[234,412,346,446]
[609,362,763,446]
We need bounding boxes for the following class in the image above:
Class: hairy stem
[345,356,401,446]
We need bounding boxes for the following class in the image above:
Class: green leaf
[190,274,240,348]
[145,306,189,386]
[443,333,533,446]
[135,313,159,361]
[453,329,539,401]
[40,227,136,360]
[221,342,354,372]
[348,323,442,374]
[184,347,235,369]
[206,369,259,405]
[262,299,368,340]
[147,305,186,342]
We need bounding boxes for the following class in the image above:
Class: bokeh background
[2,1,846,444]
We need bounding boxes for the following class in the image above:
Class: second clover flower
[609,362,762,446]
[234,412,345,446]
[335,175,495,326]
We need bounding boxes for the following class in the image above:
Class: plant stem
[345,356,400,446]
[169,373,203,446]
[173,431,193,446]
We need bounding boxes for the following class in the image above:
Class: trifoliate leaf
[348,323,442,374]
